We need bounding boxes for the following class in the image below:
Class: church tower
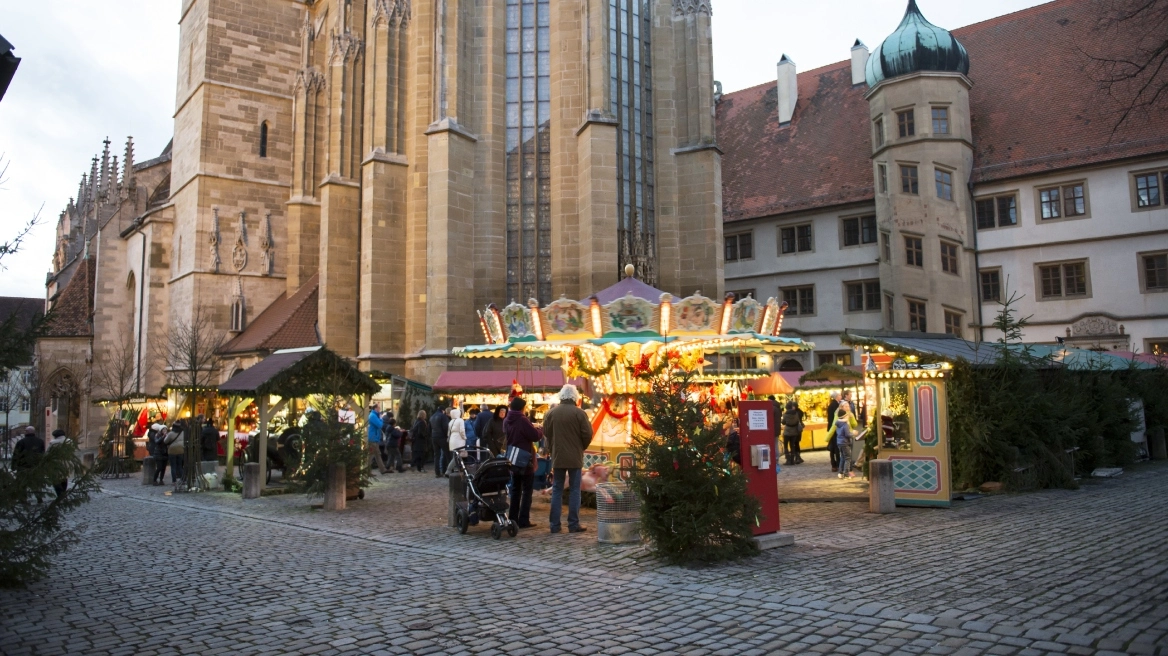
[279,0,722,381]
[866,0,977,336]
[170,0,302,331]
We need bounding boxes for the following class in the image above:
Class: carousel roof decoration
[456,265,814,395]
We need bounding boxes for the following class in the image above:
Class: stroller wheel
[507,523,518,538]
[490,523,502,540]
[456,509,469,534]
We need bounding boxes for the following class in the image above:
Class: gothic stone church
[42,0,723,443]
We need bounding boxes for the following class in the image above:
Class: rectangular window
[1039,182,1089,220]
[1063,184,1086,216]
[780,224,813,254]
[940,241,959,275]
[1142,252,1168,292]
[900,165,919,194]
[841,215,877,247]
[976,194,1019,229]
[817,352,854,367]
[980,269,1001,302]
[878,163,888,193]
[782,285,816,316]
[935,168,953,200]
[881,231,891,262]
[1038,260,1090,299]
[725,354,758,370]
[845,279,882,312]
[874,117,885,147]
[797,224,813,252]
[885,292,895,329]
[897,109,915,137]
[908,300,927,332]
[20,398,29,412]
[931,107,949,134]
[725,232,752,262]
[1149,340,1168,356]
[1040,187,1061,219]
[727,289,757,301]
[905,236,923,267]
[1134,171,1166,208]
[944,310,963,337]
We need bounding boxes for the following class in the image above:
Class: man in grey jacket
[542,384,593,534]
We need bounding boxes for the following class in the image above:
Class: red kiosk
[738,400,791,547]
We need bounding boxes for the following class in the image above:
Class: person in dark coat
[11,425,44,472]
[472,403,492,448]
[429,406,451,478]
[725,419,741,466]
[781,401,805,465]
[482,406,507,456]
[503,397,539,528]
[410,410,430,472]
[826,392,841,472]
[200,417,220,464]
[148,422,169,484]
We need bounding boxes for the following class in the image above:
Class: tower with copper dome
[866,0,977,335]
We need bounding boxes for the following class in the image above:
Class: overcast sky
[0,0,1050,299]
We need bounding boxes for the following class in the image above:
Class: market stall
[454,266,814,478]
[433,369,583,423]
[217,346,381,491]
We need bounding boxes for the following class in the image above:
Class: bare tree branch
[1084,0,1168,135]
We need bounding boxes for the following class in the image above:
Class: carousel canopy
[456,269,814,395]
[433,369,577,394]
[218,346,381,398]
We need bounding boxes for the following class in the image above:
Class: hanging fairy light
[773,301,789,336]
[528,299,545,341]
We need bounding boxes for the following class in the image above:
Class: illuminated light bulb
[590,296,603,338]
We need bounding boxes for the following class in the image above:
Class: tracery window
[611,0,656,282]
[505,0,552,303]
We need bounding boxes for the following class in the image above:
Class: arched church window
[230,297,245,332]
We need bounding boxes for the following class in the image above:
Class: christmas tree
[630,370,759,565]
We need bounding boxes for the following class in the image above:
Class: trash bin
[595,482,641,544]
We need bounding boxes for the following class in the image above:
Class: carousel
[454,266,814,473]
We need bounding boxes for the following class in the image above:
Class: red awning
[433,370,572,394]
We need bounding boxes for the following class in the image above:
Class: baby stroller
[452,446,517,540]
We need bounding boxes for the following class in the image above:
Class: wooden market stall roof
[217,346,380,398]
[841,330,1158,371]
[433,369,580,394]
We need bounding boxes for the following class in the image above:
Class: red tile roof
[219,274,320,355]
[719,0,1168,223]
[43,258,95,337]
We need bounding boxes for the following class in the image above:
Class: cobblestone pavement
[2,462,1167,656]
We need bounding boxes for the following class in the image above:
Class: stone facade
[39,0,724,420]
